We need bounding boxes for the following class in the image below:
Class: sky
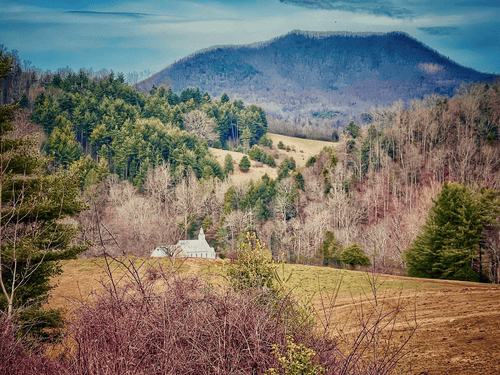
[1,0,499,78]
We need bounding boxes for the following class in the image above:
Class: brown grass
[209,147,278,183]
[266,132,336,167]
[47,258,500,374]
[209,132,336,184]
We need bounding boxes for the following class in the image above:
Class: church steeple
[198,227,205,241]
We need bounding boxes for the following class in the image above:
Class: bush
[0,317,62,375]
[266,154,276,167]
[61,256,337,375]
[248,145,267,162]
[266,336,325,375]
[340,243,371,268]
[305,156,317,167]
[278,140,285,149]
[225,232,278,294]
[260,136,273,148]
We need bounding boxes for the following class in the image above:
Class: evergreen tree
[224,154,234,175]
[294,172,305,191]
[405,182,483,281]
[265,154,276,167]
[239,156,251,172]
[240,126,252,153]
[220,93,230,104]
[44,116,83,167]
[202,91,211,104]
[318,231,342,267]
[346,121,360,139]
[1,80,88,339]
[340,243,371,268]
[31,94,59,135]
[18,94,29,109]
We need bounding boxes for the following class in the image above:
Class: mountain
[137,30,498,127]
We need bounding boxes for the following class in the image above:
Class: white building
[151,227,216,259]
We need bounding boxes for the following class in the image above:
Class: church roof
[151,227,216,259]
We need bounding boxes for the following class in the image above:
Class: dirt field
[47,259,500,374]
[326,280,500,374]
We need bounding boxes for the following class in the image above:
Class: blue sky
[2,0,499,76]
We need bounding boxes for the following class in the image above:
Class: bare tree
[273,178,297,223]
[183,110,219,146]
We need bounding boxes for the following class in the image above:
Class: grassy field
[265,132,336,167]
[47,257,500,374]
[209,132,336,184]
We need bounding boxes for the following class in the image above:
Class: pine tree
[405,182,483,281]
[1,55,88,335]
[224,154,234,175]
[44,116,83,167]
[220,93,230,104]
[239,156,251,172]
[317,231,342,267]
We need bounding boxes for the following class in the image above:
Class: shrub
[248,145,267,162]
[265,336,325,375]
[61,256,337,375]
[260,136,273,148]
[340,243,371,268]
[266,154,276,167]
[278,140,285,149]
[305,156,317,167]
[0,317,62,375]
[225,232,278,294]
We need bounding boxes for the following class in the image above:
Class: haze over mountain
[137,30,498,128]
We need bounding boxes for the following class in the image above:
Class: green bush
[340,243,371,268]
[260,136,273,148]
[266,154,276,167]
[225,232,278,294]
[265,336,325,375]
[248,145,267,162]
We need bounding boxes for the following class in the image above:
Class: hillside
[137,30,498,127]
[47,258,500,375]
[209,132,336,183]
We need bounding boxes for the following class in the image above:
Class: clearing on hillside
[210,132,336,184]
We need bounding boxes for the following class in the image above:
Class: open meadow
[48,257,500,375]
[209,132,336,184]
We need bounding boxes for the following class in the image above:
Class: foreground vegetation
[2,236,421,375]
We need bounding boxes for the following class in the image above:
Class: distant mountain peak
[138,30,498,129]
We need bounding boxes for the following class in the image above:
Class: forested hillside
[17,66,267,186]
[2,44,499,284]
[137,30,498,139]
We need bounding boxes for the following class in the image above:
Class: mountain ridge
[137,30,498,128]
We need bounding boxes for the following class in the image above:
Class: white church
[151,227,217,259]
